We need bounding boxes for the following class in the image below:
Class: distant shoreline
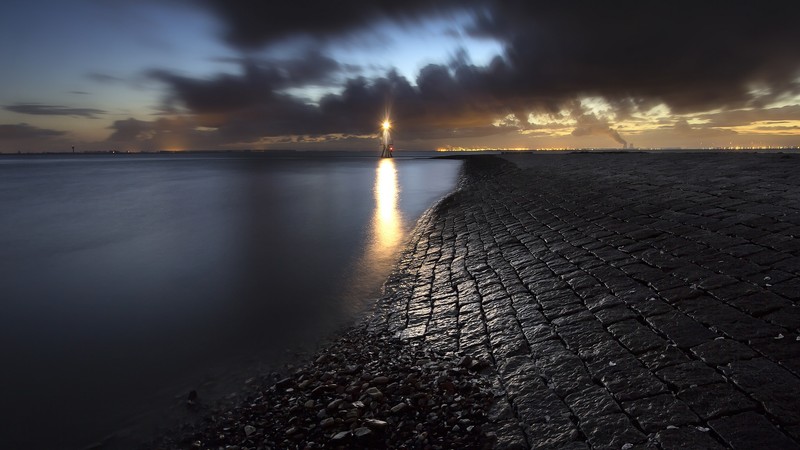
[2,147,799,157]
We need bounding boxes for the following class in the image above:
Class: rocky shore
[154,152,800,449]
[151,326,498,449]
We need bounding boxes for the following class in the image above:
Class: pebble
[149,326,494,449]
[331,431,350,441]
[372,376,390,385]
[390,402,407,413]
[353,427,372,439]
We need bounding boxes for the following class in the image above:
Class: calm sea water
[0,153,461,449]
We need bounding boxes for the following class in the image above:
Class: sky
[1,0,799,152]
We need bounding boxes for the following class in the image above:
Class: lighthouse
[380,119,393,158]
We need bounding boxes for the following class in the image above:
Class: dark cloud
[0,123,65,139]
[147,58,523,145]
[148,51,341,115]
[140,1,800,148]
[192,1,800,114]
[5,103,106,118]
[194,0,468,49]
[470,2,800,114]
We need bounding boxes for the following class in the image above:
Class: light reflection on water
[370,158,403,264]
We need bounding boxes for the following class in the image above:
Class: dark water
[0,153,461,449]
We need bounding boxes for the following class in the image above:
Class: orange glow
[373,158,401,250]
[382,120,391,131]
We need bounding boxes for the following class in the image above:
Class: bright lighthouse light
[382,120,391,131]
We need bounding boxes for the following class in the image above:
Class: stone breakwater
[157,152,800,449]
[372,153,800,449]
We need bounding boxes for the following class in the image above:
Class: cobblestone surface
[371,152,800,449]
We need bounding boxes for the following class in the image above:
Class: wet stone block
[728,292,792,317]
[515,303,545,324]
[671,295,720,316]
[492,338,530,359]
[397,324,427,340]
[528,338,569,361]
[709,412,798,450]
[707,280,760,301]
[558,440,590,450]
[655,426,726,450]
[645,311,718,349]
[750,333,800,361]
[579,340,639,377]
[769,278,800,300]
[658,285,704,304]
[787,425,800,444]
[628,296,683,318]
[512,383,572,427]
[603,369,668,402]
[638,345,693,371]
[574,284,610,300]
[742,269,795,289]
[687,303,784,340]
[522,413,580,449]
[722,357,800,391]
[522,323,557,345]
[537,289,582,306]
[656,361,724,390]
[487,314,522,336]
[566,273,602,291]
[677,382,756,420]
[621,393,699,433]
[542,302,587,321]
[552,309,596,327]
[557,320,609,352]
[536,350,590,392]
[783,358,800,378]
[690,338,758,366]
[564,386,622,418]
[593,304,638,325]
[499,354,538,381]
[762,306,800,329]
[696,274,738,291]
[721,358,800,425]
[579,412,648,450]
[491,419,529,450]
[608,319,669,355]
[585,294,625,312]
[670,265,715,284]
[648,274,687,293]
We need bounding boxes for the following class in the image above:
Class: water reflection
[340,158,404,315]
[372,158,403,257]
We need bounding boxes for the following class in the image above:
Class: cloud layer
[5,103,106,118]
[129,1,798,148]
[4,1,799,151]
